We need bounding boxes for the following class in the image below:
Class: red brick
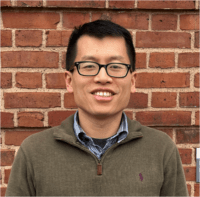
[178,53,199,68]
[152,14,177,30]
[195,32,199,48]
[183,167,196,181]
[135,53,146,69]
[124,111,133,120]
[194,73,200,87]
[109,0,135,9]
[15,30,42,47]
[46,30,72,47]
[179,92,199,108]
[136,72,190,88]
[176,128,199,144]
[1,112,14,128]
[2,12,59,29]
[149,53,175,68]
[1,72,12,88]
[137,0,195,9]
[4,92,61,109]
[63,12,90,29]
[18,112,44,127]
[136,32,191,48]
[136,111,191,126]
[151,92,177,108]
[187,184,191,196]
[1,187,6,197]
[47,0,105,8]
[180,14,199,30]
[127,93,148,109]
[4,169,11,184]
[17,0,43,7]
[0,0,11,7]
[1,30,12,47]
[195,111,199,126]
[155,128,173,139]
[48,110,76,127]
[46,73,66,89]
[1,149,15,166]
[109,13,149,30]
[1,51,59,68]
[194,184,200,196]
[178,148,192,164]
[62,51,66,69]
[5,130,41,145]
[64,93,77,108]
[91,12,110,21]
[16,72,42,89]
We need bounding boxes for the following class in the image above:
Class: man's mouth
[93,91,113,97]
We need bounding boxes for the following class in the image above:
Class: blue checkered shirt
[73,111,129,160]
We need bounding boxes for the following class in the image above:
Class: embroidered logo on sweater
[139,173,143,181]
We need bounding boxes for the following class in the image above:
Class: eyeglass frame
[71,61,132,78]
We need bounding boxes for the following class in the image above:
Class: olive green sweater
[6,115,188,196]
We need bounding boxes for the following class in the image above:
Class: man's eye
[82,65,96,69]
[110,65,123,69]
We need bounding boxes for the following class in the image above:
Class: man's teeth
[94,92,112,97]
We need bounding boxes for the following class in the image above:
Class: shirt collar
[73,111,129,144]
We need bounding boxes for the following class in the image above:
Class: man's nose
[94,67,112,84]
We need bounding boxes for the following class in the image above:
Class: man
[6,20,188,196]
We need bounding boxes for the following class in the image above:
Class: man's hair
[66,20,136,72]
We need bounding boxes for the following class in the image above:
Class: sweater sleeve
[5,147,36,196]
[160,146,188,196]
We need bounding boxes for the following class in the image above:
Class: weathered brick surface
[63,12,90,29]
[15,72,42,89]
[15,30,42,47]
[152,14,177,30]
[137,0,195,9]
[62,51,67,69]
[127,93,148,109]
[46,73,66,89]
[195,31,199,48]
[194,184,200,196]
[5,130,41,145]
[176,128,199,144]
[1,149,15,166]
[1,51,59,68]
[91,12,110,22]
[187,184,191,196]
[195,111,199,126]
[1,30,12,47]
[64,93,78,108]
[179,92,199,108]
[178,148,192,164]
[135,53,146,69]
[1,72,12,88]
[109,13,149,29]
[2,12,60,29]
[136,73,190,88]
[180,14,199,30]
[1,112,14,128]
[178,53,199,68]
[149,53,175,68]
[47,0,105,8]
[4,169,11,184]
[17,0,43,7]
[46,30,72,47]
[18,112,44,127]
[48,110,76,127]
[109,0,135,9]
[124,111,133,120]
[183,167,196,181]
[194,73,199,87]
[151,92,177,108]
[136,111,191,126]
[136,32,191,48]
[153,128,173,139]
[1,187,6,197]
[0,0,11,7]
[4,92,61,108]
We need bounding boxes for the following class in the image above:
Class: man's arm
[160,147,188,196]
[5,147,36,196]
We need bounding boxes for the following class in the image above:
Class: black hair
[66,20,136,72]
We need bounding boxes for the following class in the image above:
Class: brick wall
[0,0,199,196]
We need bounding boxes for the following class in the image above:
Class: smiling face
[65,35,136,119]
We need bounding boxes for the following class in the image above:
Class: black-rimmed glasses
[72,61,131,78]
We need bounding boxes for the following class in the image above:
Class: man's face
[65,35,136,118]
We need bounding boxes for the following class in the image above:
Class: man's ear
[130,71,137,93]
[65,71,74,93]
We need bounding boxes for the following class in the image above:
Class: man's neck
[78,110,123,139]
